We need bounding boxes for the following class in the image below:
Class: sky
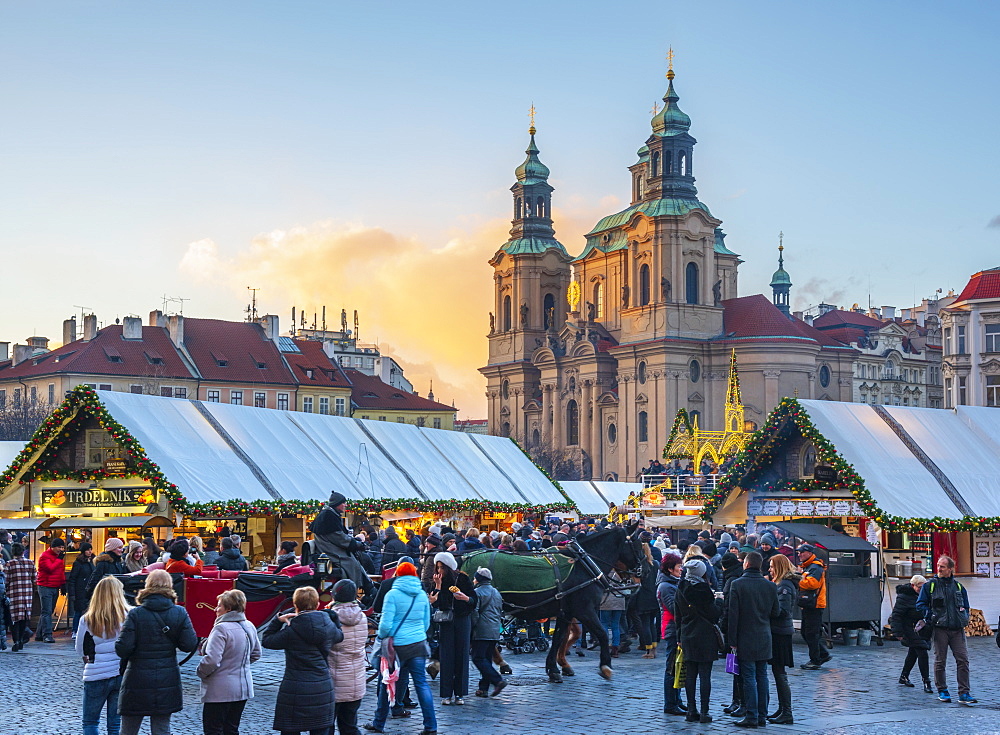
[1,1,998,417]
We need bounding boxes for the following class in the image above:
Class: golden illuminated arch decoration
[662,349,751,471]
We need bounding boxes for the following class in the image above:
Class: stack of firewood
[965,608,993,637]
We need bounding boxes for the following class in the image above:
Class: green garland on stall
[2,386,576,520]
[700,397,1000,532]
[661,408,694,460]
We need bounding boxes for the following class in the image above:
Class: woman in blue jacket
[365,562,436,735]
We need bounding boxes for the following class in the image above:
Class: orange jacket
[165,557,204,577]
[798,554,827,609]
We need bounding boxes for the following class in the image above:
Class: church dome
[770,267,792,287]
[515,132,550,184]
[651,78,691,137]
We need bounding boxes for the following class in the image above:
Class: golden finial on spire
[779,230,784,251]
[666,46,675,80]
[528,103,536,135]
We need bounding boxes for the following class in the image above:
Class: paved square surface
[3,633,998,734]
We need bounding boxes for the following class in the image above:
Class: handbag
[725,651,740,675]
[796,587,819,609]
[672,645,686,689]
[432,608,454,623]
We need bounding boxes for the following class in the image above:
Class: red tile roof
[954,268,1000,303]
[812,309,884,330]
[720,295,853,349]
[0,325,194,380]
[344,369,456,412]
[285,339,352,388]
[182,319,295,385]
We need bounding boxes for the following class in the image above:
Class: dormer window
[305,369,314,379]
[256,361,266,369]
[216,359,228,367]
[107,355,123,363]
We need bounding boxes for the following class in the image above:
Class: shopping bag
[725,651,740,676]
[673,645,687,689]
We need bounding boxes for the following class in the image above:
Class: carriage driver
[309,491,375,599]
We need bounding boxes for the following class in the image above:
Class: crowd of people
[0,519,989,734]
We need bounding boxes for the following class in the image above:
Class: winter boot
[610,645,619,658]
[899,674,914,687]
[769,708,793,725]
[922,679,933,693]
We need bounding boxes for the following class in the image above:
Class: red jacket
[36,548,66,588]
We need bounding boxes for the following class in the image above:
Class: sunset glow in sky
[1,1,997,416]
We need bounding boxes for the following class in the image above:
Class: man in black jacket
[727,551,779,728]
[382,527,408,568]
[215,537,249,571]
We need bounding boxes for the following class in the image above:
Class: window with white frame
[987,324,1000,353]
[959,376,967,405]
[174,387,187,399]
[303,396,314,413]
[0,389,5,409]
[207,390,220,402]
[334,397,346,416]
[433,417,441,429]
[319,397,330,415]
[161,386,173,397]
[130,385,143,394]
[957,325,966,354]
[277,393,289,410]
[231,390,243,406]
[48,384,55,404]
[254,392,266,408]
[397,416,406,423]
[987,376,1000,407]
[99,383,112,391]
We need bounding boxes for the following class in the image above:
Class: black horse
[492,525,647,683]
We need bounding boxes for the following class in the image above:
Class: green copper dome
[770,246,791,286]
[651,80,691,137]
[636,144,650,161]
[514,132,550,184]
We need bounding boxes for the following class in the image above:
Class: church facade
[480,68,857,481]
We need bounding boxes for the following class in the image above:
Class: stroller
[500,615,550,654]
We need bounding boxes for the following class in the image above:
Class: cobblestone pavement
[3,632,998,734]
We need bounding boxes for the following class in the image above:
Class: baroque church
[480,66,857,481]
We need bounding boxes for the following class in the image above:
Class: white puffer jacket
[75,617,122,682]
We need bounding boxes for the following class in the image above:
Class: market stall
[701,397,1000,627]
[0,387,575,563]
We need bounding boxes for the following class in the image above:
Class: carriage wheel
[536,638,549,652]
[521,641,536,654]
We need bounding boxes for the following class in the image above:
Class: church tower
[770,235,792,317]
[481,114,572,442]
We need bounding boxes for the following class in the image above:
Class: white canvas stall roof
[468,433,567,505]
[593,481,643,507]
[886,405,1000,517]
[285,411,416,501]
[559,481,614,516]
[198,400,373,503]
[97,391,266,504]
[0,442,22,471]
[85,391,563,508]
[421,429,530,504]
[359,419,481,502]
[795,400,959,519]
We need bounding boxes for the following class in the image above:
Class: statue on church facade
[586,301,596,321]
[489,312,495,333]
[661,277,671,302]
[520,302,529,326]
[713,279,722,306]
[621,283,630,308]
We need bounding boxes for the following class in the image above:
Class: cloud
[792,276,861,311]
[989,215,1000,228]
[180,219,508,418]
[725,188,748,200]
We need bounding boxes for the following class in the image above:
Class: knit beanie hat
[760,534,776,547]
[434,551,458,571]
[474,566,493,582]
[720,552,741,571]
[105,537,125,553]
[683,558,707,582]
[719,532,733,545]
[333,579,357,602]
[395,561,418,577]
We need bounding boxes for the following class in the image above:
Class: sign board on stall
[103,458,129,475]
[42,486,158,510]
[749,497,863,517]
[814,466,838,482]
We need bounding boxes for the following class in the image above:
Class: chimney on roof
[82,314,98,341]
[901,308,912,321]
[0,342,8,361]
[882,306,896,319]
[818,303,836,315]
[26,336,49,351]
[792,311,804,321]
[63,317,77,345]
[167,314,185,348]
[12,344,32,367]
[149,310,167,328]
[123,316,143,340]
[257,314,280,345]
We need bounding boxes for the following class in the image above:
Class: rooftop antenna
[291,306,296,334]
[354,310,359,341]
[322,306,327,332]
[73,305,93,324]
[247,287,260,322]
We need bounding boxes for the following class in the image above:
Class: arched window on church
[593,282,603,319]
[639,264,651,306]
[501,421,511,437]
[665,150,672,174]
[566,400,580,446]
[638,410,649,443]
[536,196,545,217]
[651,151,660,177]
[515,197,522,219]
[543,292,556,329]
[679,150,687,176]
[685,262,699,304]
[502,295,512,331]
